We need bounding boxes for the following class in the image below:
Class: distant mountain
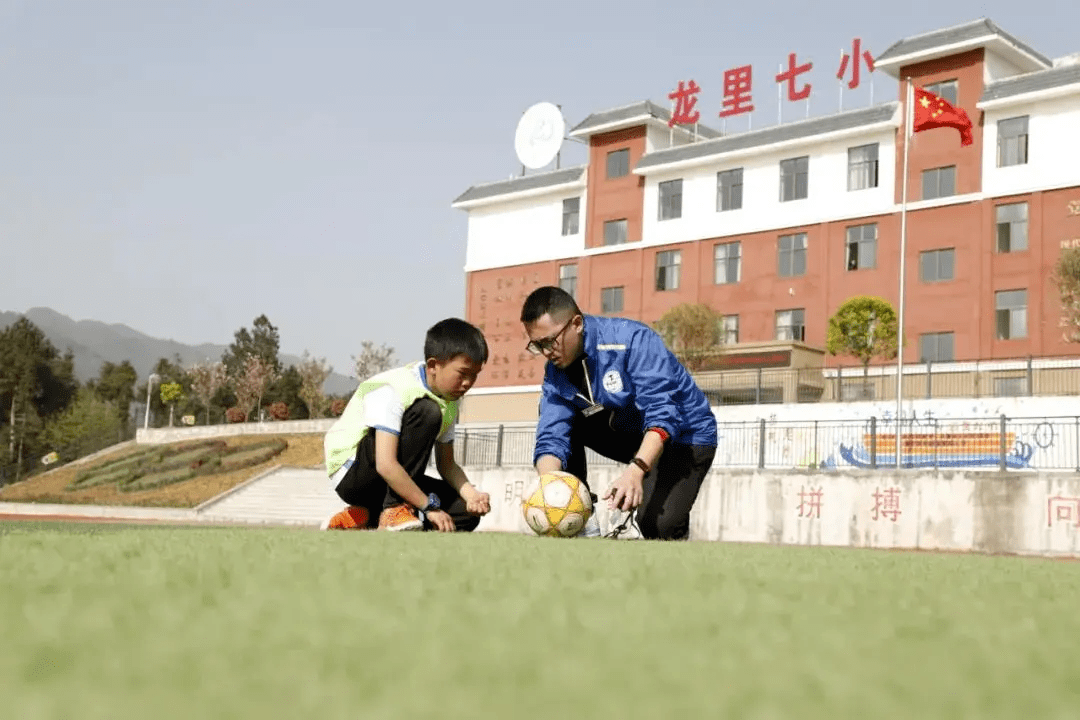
[0,307,358,396]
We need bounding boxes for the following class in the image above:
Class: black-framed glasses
[525,316,575,355]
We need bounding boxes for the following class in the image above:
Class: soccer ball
[521,471,594,537]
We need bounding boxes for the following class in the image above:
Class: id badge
[582,403,605,418]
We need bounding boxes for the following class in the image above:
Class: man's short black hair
[424,318,488,365]
[520,286,582,324]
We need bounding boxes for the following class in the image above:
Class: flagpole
[895,77,913,469]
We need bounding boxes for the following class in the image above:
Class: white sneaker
[606,509,643,540]
[578,512,601,538]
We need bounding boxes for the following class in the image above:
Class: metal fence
[455,415,1080,473]
[692,356,1080,405]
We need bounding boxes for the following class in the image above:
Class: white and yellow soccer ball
[521,471,594,537]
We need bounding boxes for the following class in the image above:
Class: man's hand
[602,464,645,512]
[425,509,456,533]
[461,485,491,516]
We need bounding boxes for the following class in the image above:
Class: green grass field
[2,522,1080,720]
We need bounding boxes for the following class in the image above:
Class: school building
[452,18,1080,423]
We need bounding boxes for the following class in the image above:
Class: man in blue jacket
[520,286,718,540]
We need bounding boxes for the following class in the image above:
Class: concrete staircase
[196,466,343,526]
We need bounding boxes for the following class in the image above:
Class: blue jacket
[533,315,718,466]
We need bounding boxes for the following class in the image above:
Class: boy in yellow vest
[321,318,491,531]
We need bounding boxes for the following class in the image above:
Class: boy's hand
[426,509,456,533]
[461,484,491,516]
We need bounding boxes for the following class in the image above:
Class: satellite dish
[514,102,565,170]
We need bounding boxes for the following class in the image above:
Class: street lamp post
[144,373,161,430]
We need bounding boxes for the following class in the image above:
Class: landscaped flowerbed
[64,438,286,493]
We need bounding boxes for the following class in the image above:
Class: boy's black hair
[520,286,582,324]
[424,318,489,365]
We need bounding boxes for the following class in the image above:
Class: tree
[160,382,184,427]
[0,318,62,464]
[297,353,332,419]
[90,361,138,432]
[46,387,123,463]
[353,341,395,381]
[187,361,228,425]
[652,303,727,371]
[825,296,899,374]
[230,355,277,421]
[138,355,192,428]
[266,365,307,420]
[222,315,282,377]
[1053,247,1080,342]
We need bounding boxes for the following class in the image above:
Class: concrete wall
[469,465,1080,557]
[136,419,335,445]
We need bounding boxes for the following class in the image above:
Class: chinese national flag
[912,86,974,146]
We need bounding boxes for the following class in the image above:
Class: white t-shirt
[362,363,455,444]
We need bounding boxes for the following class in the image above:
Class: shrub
[225,407,247,423]
[267,401,289,421]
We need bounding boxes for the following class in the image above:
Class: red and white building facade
[452,19,1080,423]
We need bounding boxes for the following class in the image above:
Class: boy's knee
[403,397,442,427]
[636,512,690,541]
[454,515,480,533]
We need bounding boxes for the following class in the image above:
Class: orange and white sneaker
[378,504,423,532]
[320,506,370,530]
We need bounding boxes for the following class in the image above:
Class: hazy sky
[2,0,1075,378]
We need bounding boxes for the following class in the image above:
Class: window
[995,377,1028,397]
[558,264,577,299]
[919,248,954,283]
[720,315,739,345]
[921,166,956,200]
[919,332,954,363]
[995,289,1027,340]
[606,149,630,179]
[775,309,805,342]
[845,223,877,271]
[925,79,958,105]
[655,250,681,291]
[714,241,741,285]
[603,219,628,246]
[847,143,879,191]
[600,286,624,314]
[778,233,807,277]
[716,168,743,211]
[561,198,580,236]
[658,179,683,221]
[779,156,809,201]
[995,202,1028,253]
[997,116,1029,167]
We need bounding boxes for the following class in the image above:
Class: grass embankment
[0,434,324,508]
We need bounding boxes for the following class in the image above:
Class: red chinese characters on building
[871,487,902,522]
[667,79,702,127]
[1047,496,1080,527]
[797,485,823,519]
[775,52,813,102]
[836,37,875,90]
[719,65,754,118]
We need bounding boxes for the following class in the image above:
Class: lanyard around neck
[575,358,596,406]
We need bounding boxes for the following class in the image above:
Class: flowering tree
[352,341,395,381]
[231,355,278,421]
[187,361,227,425]
[297,352,332,419]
